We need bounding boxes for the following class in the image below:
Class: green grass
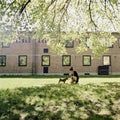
[0,77,120,120]
[1,74,120,78]
[0,77,120,89]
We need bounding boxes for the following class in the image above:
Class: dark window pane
[0,55,6,66]
[43,67,48,73]
[65,40,74,48]
[43,48,48,53]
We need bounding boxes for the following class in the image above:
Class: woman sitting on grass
[69,67,79,84]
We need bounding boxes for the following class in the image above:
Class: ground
[0,76,120,120]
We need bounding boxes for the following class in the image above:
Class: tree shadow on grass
[0,83,120,120]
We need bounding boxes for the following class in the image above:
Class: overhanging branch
[4,0,16,13]
[58,0,71,31]
[19,0,31,15]
[88,0,97,28]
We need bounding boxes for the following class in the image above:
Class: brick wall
[0,33,120,75]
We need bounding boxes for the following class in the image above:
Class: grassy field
[0,76,120,120]
[0,77,120,89]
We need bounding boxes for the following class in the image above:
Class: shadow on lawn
[0,83,120,120]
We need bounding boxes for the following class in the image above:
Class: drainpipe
[32,39,36,75]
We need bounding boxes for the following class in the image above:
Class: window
[62,55,71,66]
[43,67,48,73]
[103,55,111,66]
[28,37,31,43]
[43,48,48,53]
[42,55,50,66]
[99,37,114,48]
[118,38,120,47]
[83,55,91,66]
[65,40,74,48]
[107,43,113,48]
[18,55,27,66]
[104,40,113,48]
[2,42,10,48]
[0,55,6,66]
[85,37,91,48]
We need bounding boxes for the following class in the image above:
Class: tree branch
[19,0,31,15]
[108,0,116,16]
[45,0,57,11]
[108,0,115,10]
[4,0,16,13]
[58,0,71,31]
[52,1,57,24]
[88,0,97,28]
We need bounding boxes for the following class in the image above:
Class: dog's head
[59,78,62,80]
[59,78,68,81]
[65,78,68,80]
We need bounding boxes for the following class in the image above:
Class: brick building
[0,32,120,75]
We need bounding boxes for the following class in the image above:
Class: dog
[58,78,68,83]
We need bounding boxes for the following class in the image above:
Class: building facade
[0,33,120,75]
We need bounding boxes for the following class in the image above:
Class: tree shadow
[0,83,119,120]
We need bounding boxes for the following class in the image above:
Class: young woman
[69,67,79,84]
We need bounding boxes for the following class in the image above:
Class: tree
[0,0,120,56]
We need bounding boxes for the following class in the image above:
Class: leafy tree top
[0,0,120,56]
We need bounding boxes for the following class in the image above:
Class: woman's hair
[69,67,73,71]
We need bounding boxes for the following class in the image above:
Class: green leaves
[0,0,119,56]
[1,0,120,33]
[111,0,118,5]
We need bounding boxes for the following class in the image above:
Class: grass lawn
[0,77,120,89]
[0,76,120,120]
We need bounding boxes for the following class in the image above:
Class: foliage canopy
[0,0,120,56]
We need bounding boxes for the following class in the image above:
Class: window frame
[107,44,113,48]
[83,55,91,66]
[103,55,111,66]
[85,37,91,48]
[118,38,120,48]
[62,55,71,66]
[0,55,6,67]
[65,40,74,48]
[2,42,10,48]
[18,55,27,66]
[41,55,50,66]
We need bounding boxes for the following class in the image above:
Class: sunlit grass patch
[0,77,120,90]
